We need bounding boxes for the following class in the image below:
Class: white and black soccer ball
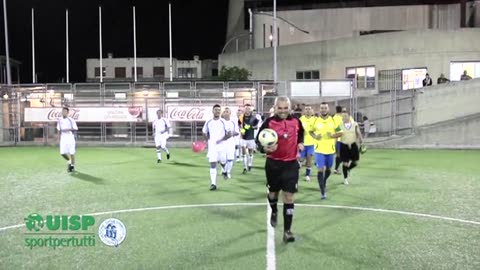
[258,128,278,147]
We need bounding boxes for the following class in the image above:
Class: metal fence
[0,81,279,146]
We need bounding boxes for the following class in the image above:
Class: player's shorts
[339,142,360,163]
[299,145,315,158]
[234,136,241,146]
[224,143,236,160]
[60,141,76,155]
[242,139,256,149]
[155,135,168,148]
[335,141,341,153]
[265,158,299,193]
[314,153,334,169]
[207,144,227,163]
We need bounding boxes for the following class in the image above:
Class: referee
[256,96,304,243]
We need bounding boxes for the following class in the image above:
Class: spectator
[460,70,472,81]
[422,73,433,86]
[437,73,450,84]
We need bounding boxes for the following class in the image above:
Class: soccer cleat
[166,153,170,160]
[227,173,232,179]
[270,212,277,228]
[333,169,341,175]
[248,166,252,171]
[209,184,217,191]
[157,159,161,163]
[305,176,311,182]
[321,193,327,200]
[283,231,295,243]
[236,158,241,162]
[70,165,75,173]
[222,172,228,180]
[242,168,248,174]
[343,178,349,185]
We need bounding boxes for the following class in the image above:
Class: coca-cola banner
[159,105,240,122]
[24,107,143,122]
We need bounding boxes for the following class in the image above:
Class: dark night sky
[0,0,229,83]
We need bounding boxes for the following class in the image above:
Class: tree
[218,66,251,81]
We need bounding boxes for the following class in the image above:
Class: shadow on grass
[71,171,106,184]
[168,161,206,168]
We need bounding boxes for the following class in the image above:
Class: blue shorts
[314,153,334,169]
[335,141,341,153]
[299,145,315,158]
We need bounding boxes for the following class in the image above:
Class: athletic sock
[283,203,294,231]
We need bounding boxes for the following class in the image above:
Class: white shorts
[224,143,236,160]
[155,135,168,148]
[207,149,227,163]
[234,136,241,146]
[241,139,256,150]
[60,141,76,155]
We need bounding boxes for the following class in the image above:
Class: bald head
[274,96,291,119]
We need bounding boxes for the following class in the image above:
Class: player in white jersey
[152,109,171,163]
[56,107,78,173]
[202,104,232,191]
[221,107,240,180]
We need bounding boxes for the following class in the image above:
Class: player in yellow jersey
[338,111,363,185]
[309,102,342,199]
[298,105,317,182]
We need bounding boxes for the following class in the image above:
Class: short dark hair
[244,104,251,107]
[336,106,342,113]
[320,102,328,106]
[62,107,69,112]
[213,104,221,109]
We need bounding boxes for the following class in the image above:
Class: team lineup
[56,97,364,243]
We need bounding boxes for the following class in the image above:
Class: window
[296,70,320,80]
[153,66,165,78]
[131,67,143,78]
[346,66,375,89]
[94,67,106,78]
[212,68,218,77]
[177,67,197,78]
[450,61,480,81]
[114,67,126,78]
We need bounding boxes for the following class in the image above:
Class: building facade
[221,0,480,94]
[86,54,218,82]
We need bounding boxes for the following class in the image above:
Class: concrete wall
[253,4,462,49]
[415,78,480,126]
[219,28,480,89]
[369,113,480,149]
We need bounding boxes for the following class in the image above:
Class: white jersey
[152,118,171,137]
[222,119,239,147]
[202,118,227,152]
[57,117,78,143]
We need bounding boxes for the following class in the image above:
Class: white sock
[235,148,240,159]
[248,155,253,167]
[243,155,248,169]
[163,147,170,154]
[226,161,233,173]
[210,168,217,185]
[156,150,162,160]
[66,160,71,165]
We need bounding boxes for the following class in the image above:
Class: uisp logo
[98,218,127,247]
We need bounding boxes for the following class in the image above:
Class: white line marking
[266,202,276,270]
[2,202,480,233]
[296,204,480,226]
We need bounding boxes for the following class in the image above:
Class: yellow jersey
[299,115,317,146]
[339,121,359,145]
[311,116,341,154]
[333,113,354,141]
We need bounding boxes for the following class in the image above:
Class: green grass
[0,147,479,269]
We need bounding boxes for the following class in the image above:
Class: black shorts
[265,158,299,193]
[339,142,360,162]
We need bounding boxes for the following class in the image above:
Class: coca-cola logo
[169,107,205,121]
[47,109,80,120]
[128,107,142,117]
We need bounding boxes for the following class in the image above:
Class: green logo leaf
[25,213,44,232]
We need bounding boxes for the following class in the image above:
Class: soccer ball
[258,128,278,147]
